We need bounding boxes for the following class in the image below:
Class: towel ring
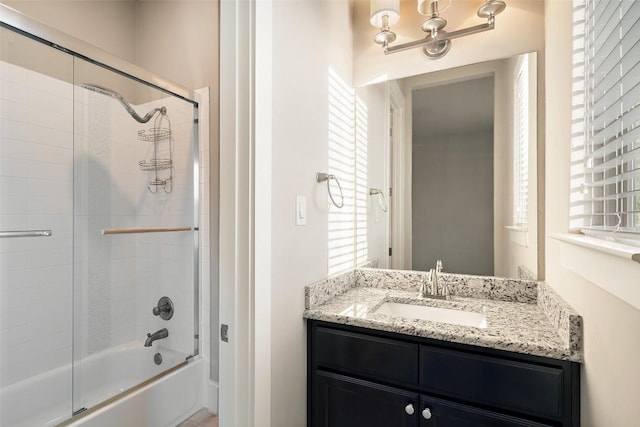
[369,188,388,212]
[316,172,344,208]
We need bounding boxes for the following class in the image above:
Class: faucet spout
[144,328,169,347]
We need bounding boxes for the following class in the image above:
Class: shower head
[80,83,166,124]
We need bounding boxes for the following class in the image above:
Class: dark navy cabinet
[308,320,579,427]
[314,371,419,427]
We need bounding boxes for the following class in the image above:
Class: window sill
[551,233,640,264]
[505,225,528,232]
[550,233,640,311]
[506,225,528,247]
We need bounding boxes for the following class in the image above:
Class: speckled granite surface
[518,264,537,280]
[358,259,379,269]
[305,270,355,310]
[310,268,539,306]
[304,268,583,362]
[538,281,583,358]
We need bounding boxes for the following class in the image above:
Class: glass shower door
[72,57,198,413]
[0,26,75,426]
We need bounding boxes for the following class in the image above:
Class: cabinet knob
[422,408,432,420]
[404,404,415,415]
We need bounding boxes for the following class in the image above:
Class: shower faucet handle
[152,304,169,316]
[152,296,174,320]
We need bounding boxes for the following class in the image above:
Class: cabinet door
[419,396,553,427]
[312,371,419,427]
[419,346,564,419]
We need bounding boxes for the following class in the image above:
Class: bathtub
[0,341,205,427]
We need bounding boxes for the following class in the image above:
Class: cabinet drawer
[314,327,418,385]
[420,396,553,427]
[420,346,564,419]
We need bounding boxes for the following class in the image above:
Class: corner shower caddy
[138,111,174,194]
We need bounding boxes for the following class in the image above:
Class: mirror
[361,52,539,280]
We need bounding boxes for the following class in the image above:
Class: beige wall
[3,1,137,63]
[545,1,640,425]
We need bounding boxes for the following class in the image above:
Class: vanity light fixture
[370,0,506,59]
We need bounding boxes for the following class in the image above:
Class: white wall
[356,83,389,268]
[74,81,198,379]
[0,55,74,419]
[501,53,539,279]
[544,1,640,425]
[0,54,200,423]
[265,0,353,425]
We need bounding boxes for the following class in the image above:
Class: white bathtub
[0,341,205,427]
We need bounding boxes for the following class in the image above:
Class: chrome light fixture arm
[383,21,494,55]
[371,0,505,60]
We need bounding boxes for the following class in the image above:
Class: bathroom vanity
[304,268,582,427]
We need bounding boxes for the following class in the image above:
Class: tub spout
[144,328,169,347]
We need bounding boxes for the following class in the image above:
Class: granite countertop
[304,268,583,362]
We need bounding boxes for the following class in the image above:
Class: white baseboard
[205,379,219,414]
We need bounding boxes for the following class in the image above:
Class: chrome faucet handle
[152,296,174,320]
[420,270,433,297]
[152,304,168,316]
[421,267,450,300]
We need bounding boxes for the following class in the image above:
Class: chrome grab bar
[0,230,52,238]
[102,226,193,235]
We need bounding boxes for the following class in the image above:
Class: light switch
[296,195,306,226]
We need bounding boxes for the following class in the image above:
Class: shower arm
[120,100,166,124]
[80,84,166,123]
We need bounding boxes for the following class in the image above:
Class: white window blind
[571,0,640,234]
[514,56,529,226]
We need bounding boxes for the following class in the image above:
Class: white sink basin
[374,302,487,329]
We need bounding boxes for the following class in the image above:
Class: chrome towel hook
[369,188,388,212]
[316,172,344,208]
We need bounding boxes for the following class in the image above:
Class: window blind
[514,56,529,226]
[571,0,640,234]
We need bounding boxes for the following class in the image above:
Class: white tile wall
[1,59,210,408]
[0,62,74,394]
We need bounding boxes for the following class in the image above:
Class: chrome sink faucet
[420,260,449,300]
[144,328,169,347]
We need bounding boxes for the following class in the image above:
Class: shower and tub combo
[0,4,210,426]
